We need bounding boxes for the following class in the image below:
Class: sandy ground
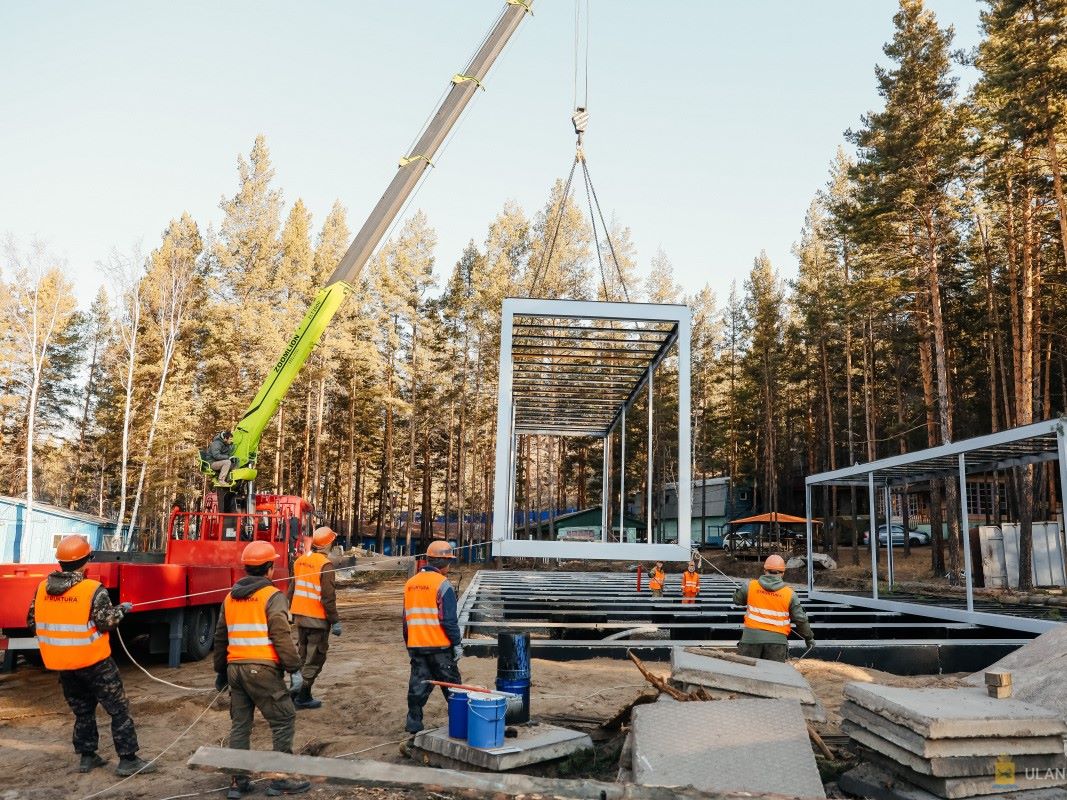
[0,575,647,800]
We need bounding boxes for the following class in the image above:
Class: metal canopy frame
[491,298,691,560]
[803,417,1067,634]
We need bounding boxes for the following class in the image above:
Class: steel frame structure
[804,418,1067,634]
[491,298,691,560]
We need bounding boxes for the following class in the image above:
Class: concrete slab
[840,762,1067,800]
[844,682,1067,739]
[864,749,1067,798]
[841,700,1067,758]
[843,720,1067,777]
[411,723,592,772]
[965,625,1067,725]
[631,697,826,798]
[673,682,827,722]
[671,647,817,704]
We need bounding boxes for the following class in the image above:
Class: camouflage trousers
[59,656,139,757]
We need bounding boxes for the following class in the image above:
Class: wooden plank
[187,746,817,800]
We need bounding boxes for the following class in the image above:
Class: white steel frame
[491,298,691,560]
[804,418,1067,634]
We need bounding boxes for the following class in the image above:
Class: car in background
[863,524,930,547]
[722,524,759,549]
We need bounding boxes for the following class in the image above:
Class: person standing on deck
[681,560,700,603]
[648,561,666,597]
[732,554,815,662]
[402,540,462,734]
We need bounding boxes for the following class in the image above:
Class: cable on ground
[115,628,217,693]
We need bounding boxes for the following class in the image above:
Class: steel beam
[959,453,974,612]
[647,368,653,544]
[869,471,879,601]
[619,406,626,541]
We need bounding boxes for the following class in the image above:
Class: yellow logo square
[994,755,1015,785]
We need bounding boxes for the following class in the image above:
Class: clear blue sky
[1,1,982,309]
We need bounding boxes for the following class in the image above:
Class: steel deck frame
[804,417,1067,634]
[457,570,1035,668]
[491,298,691,560]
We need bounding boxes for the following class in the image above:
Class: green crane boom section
[213,0,534,488]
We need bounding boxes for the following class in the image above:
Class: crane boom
[217,0,534,493]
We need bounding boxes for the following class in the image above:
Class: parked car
[722,524,759,549]
[863,524,930,547]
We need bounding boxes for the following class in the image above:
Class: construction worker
[648,561,666,597]
[205,430,236,485]
[286,526,341,710]
[681,560,700,603]
[26,535,156,777]
[403,539,462,734]
[214,540,309,798]
[732,554,815,663]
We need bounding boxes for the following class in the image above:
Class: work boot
[265,777,310,796]
[115,755,157,776]
[78,752,107,773]
[226,776,252,799]
[293,684,322,710]
[404,714,423,734]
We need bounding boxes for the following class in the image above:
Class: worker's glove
[804,637,816,650]
[331,622,342,637]
[452,645,463,662]
[230,457,238,465]
[289,671,304,692]
[215,672,228,692]
[118,602,133,615]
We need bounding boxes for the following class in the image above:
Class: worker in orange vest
[402,539,462,734]
[732,554,815,662]
[26,535,156,777]
[681,560,700,603]
[648,561,666,597]
[286,526,341,710]
[213,540,308,798]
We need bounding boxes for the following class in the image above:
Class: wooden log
[186,746,818,800]
[627,650,688,701]
[684,646,759,667]
[806,722,835,760]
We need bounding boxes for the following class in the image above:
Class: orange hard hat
[241,541,280,566]
[56,535,92,563]
[426,540,455,559]
[311,526,337,549]
[764,554,787,572]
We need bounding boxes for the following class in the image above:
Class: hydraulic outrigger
[201,0,535,513]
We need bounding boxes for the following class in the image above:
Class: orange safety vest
[649,568,665,591]
[290,551,329,619]
[404,570,451,648]
[743,579,793,635]
[682,571,700,596]
[223,585,280,663]
[34,578,111,671]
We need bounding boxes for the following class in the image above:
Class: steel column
[677,311,692,553]
[884,486,894,589]
[959,453,974,612]
[868,471,879,601]
[647,368,653,544]
[1057,424,1067,583]
[805,482,814,591]
[619,407,626,541]
[491,304,515,546]
[601,432,610,542]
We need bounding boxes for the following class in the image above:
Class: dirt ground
[0,574,647,800]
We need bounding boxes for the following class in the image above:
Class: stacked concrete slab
[669,646,826,721]
[963,626,1067,723]
[841,682,1067,798]
[631,697,826,798]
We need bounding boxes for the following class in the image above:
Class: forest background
[1,0,1065,587]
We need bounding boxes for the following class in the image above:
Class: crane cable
[529,0,629,302]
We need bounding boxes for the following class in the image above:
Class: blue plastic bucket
[495,677,530,724]
[447,689,469,739]
[466,691,506,749]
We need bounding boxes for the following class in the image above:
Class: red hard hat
[312,526,337,549]
[426,540,455,559]
[56,535,92,563]
[241,541,280,566]
[764,554,787,571]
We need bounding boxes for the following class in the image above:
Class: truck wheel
[182,606,216,662]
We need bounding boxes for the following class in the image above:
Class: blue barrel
[495,677,530,724]
[446,689,469,739]
[497,632,531,679]
[467,691,506,749]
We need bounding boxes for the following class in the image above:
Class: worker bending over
[733,554,815,663]
[27,535,155,777]
[286,526,341,710]
[403,540,462,734]
[648,561,666,597]
[681,560,700,603]
[214,541,309,798]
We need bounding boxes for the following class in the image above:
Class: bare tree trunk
[274,403,284,493]
[310,377,326,508]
